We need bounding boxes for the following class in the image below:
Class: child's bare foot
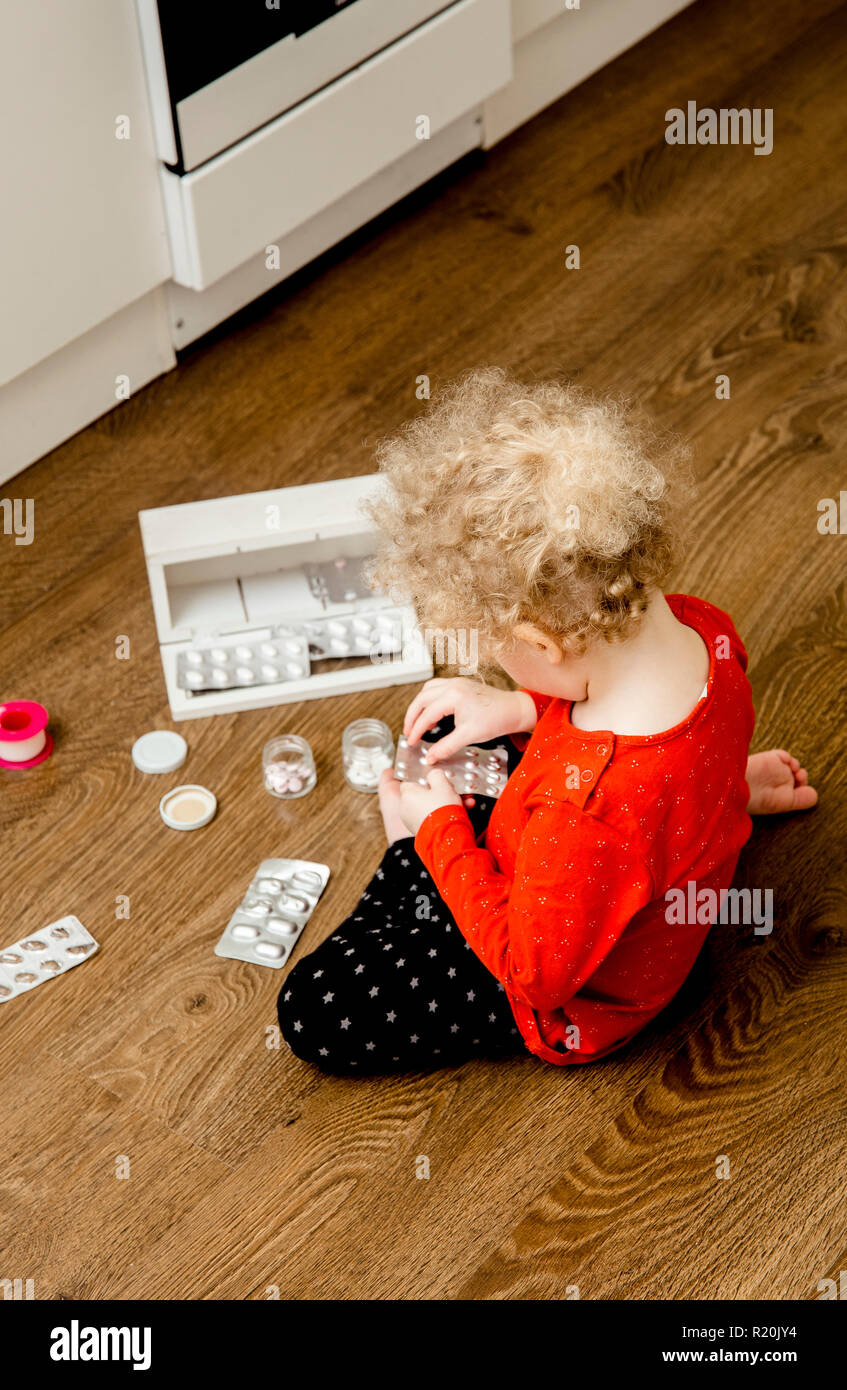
[746,749,818,815]
[378,768,413,845]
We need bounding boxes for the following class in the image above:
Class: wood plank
[0,1052,229,1299]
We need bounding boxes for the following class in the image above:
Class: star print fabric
[277,835,523,1073]
[277,717,526,1073]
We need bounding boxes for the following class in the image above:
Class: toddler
[277,369,816,1073]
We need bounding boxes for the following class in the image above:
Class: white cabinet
[484,0,695,146]
[139,0,465,171]
[0,0,175,485]
[0,0,697,484]
[158,0,513,290]
[0,0,171,388]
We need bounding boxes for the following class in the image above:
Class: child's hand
[403,677,536,764]
[397,768,464,836]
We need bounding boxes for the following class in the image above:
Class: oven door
[140,0,461,171]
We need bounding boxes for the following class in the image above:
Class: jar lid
[159,784,217,831]
[132,730,187,774]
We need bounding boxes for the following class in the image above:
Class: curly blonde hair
[363,368,692,659]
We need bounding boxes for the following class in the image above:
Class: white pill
[286,662,307,678]
[232,924,260,940]
[184,670,205,688]
[327,619,347,636]
[260,642,278,658]
[284,639,304,655]
[330,637,351,655]
[348,770,378,788]
[261,664,280,681]
[235,645,253,661]
[352,616,372,633]
[291,871,322,890]
[185,651,204,666]
[266,917,298,936]
[281,894,309,913]
[211,668,229,685]
[235,666,255,683]
[210,648,230,664]
[288,776,304,793]
[256,942,284,959]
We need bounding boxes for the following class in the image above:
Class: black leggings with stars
[277,721,527,1075]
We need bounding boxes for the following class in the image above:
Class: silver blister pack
[304,555,373,604]
[0,915,99,1004]
[394,737,510,798]
[304,608,403,659]
[214,858,330,969]
[177,631,311,692]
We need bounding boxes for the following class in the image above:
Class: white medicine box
[138,474,433,720]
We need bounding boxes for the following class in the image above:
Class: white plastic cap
[159,784,217,831]
[132,730,188,775]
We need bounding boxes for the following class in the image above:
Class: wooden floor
[2,0,845,1301]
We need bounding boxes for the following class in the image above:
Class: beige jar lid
[160,784,217,831]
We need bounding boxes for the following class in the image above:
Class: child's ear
[513,622,565,665]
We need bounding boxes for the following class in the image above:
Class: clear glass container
[262,735,316,799]
[342,718,395,793]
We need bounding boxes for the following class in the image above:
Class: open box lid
[138,473,386,559]
[139,473,394,644]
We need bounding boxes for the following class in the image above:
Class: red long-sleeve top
[414,594,755,1064]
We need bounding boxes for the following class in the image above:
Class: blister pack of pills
[394,737,510,798]
[214,858,330,969]
[303,609,403,659]
[305,556,373,604]
[0,916,99,1004]
[176,631,311,691]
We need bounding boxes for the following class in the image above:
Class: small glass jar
[342,718,395,793]
[263,735,316,799]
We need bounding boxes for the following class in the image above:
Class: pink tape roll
[0,700,53,769]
